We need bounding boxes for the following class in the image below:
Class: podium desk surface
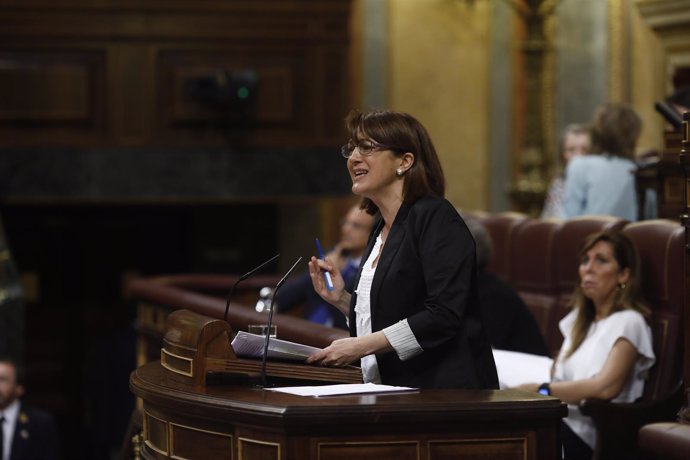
[131,361,566,431]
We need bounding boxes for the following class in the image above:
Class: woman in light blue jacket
[563,104,641,222]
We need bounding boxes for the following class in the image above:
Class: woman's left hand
[306,337,365,367]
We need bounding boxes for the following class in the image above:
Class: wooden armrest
[578,381,684,460]
[128,276,349,349]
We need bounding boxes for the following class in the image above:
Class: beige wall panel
[388,0,490,210]
[631,1,666,153]
[632,0,690,154]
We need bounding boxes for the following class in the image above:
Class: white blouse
[354,233,383,384]
[553,309,655,449]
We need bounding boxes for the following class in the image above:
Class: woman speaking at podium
[306,109,498,390]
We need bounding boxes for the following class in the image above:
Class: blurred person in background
[275,204,375,329]
[0,355,59,460]
[541,124,591,218]
[563,104,641,221]
[463,215,549,356]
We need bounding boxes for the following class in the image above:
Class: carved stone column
[506,0,556,216]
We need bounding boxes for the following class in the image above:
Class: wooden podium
[131,362,565,460]
[159,309,362,388]
[130,310,566,459]
[635,131,685,220]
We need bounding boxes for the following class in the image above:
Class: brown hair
[344,109,445,215]
[590,103,642,159]
[565,231,650,358]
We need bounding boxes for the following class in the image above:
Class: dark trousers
[562,421,593,460]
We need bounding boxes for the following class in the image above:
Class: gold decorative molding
[143,411,170,456]
[131,432,143,460]
[608,0,631,103]
[161,348,194,378]
[637,0,690,30]
[542,7,557,161]
[170,422,233,460]
[238,437,280,460]
[318,440,420,459]
[428,437,527,457]
[636,0,690,67]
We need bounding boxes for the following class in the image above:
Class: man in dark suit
[275,205,375,329]
[463,216,550,356]
[0,355,59,460]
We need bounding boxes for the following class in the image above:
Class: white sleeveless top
[553,309,655,448]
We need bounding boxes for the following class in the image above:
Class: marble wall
[388,0,492,211]
[356,0,678,212]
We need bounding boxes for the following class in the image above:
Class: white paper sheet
[267,382,418,397]
[231,331,322,361]
[492,348,554,389]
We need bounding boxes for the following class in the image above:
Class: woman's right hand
[308,256,349,314]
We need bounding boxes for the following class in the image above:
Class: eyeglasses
[340,140,389,158]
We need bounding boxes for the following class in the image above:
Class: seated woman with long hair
[517,231,655,460]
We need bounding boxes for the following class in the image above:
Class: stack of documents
[231,331,321,361]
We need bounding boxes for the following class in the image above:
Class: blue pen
[315,237,334,291]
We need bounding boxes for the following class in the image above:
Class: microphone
[260,256,303,387]
[223,253,280,324]
[654,100,683,130]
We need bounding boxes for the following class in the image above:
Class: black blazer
[10,402,59,460]
[349,195,498,389]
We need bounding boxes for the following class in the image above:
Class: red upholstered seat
[476,212,529,284]
[622,220,685,402]
[638,422,690,460]
[509,218,562,355]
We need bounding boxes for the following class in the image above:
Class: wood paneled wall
[0,3,354,457]
[0,0,352,148]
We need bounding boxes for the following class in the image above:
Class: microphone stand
[224,253,280,324]
[260,256,303,388]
